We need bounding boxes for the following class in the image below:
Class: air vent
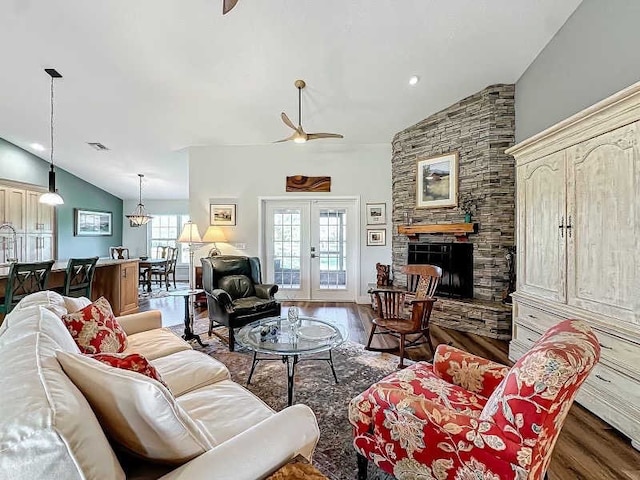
[87,142,109,151]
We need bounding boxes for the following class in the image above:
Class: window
[149,214,191,264]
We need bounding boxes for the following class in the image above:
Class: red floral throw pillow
[62,297,127,354]
[90,353,169,388]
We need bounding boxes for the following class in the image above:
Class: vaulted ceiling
[0,0,582,199]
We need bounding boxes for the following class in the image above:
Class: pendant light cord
[50,76,55,170]
[139,174,143,205]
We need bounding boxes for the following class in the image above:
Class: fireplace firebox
[408,243,473,298]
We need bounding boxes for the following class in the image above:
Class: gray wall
[0,138,123,259]
[516,0,640,142]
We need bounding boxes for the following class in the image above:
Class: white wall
[188,143,392,301]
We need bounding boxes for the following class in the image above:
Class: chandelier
[126,174,152,226]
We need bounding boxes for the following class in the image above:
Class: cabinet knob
[566,215,573,238]
[558,216,564,237]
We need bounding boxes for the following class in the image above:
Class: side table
[168,289,207,347]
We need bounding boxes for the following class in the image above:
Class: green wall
[0,137,123,259]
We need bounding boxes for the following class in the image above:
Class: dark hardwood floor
[141,297,640,480]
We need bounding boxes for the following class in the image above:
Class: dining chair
[109,246,130,260]
[151,247,178,290]
[0,261,55,314]
[63,257,99,298]
[366,264,442,368]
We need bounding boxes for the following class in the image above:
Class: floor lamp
[177,221,205,345]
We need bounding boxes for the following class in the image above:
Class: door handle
[558,216,564,238]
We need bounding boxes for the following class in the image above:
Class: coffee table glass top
[237,316,348,356]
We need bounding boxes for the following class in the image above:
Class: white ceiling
[0,0,582,200]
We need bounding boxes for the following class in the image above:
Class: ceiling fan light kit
[275,79,344,144]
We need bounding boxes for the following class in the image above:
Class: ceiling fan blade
[307,133,344,140]
[273,133,296,143]
[281,112,297,131]
[222,0,239,14]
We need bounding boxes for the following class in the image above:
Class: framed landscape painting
[367,229,386,246]
[416,152,459,208]
[210,204,237,226]
[366,203,386,225]
[74,209,112,236]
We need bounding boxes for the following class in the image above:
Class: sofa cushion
[57,351,214,464]
[176,379,274,444]
[151,349,230,396]
[63,295,92,313]
[124,328,191,360]
[232,296,278,315]
[91,353,168,388]
[219,274,256,299]
[0,307,124,480]
[61,297,128,354]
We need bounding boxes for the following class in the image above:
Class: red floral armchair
[349,319,600,480]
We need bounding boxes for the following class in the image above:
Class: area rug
[168,320,399,480]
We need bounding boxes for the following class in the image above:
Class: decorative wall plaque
[286,175,331,192]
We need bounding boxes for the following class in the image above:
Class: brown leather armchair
[201,255,281,351]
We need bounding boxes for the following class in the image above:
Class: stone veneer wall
[391,84,515,339]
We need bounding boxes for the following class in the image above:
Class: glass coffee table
[237,316,348,406]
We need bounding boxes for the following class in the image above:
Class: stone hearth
[392,84,515,339]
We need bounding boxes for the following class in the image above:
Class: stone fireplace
[392,84,515,339]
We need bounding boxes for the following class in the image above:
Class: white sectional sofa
[0,292,320,480]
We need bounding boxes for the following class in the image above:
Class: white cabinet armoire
[507,82,640,450]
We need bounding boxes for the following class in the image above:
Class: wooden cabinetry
[508,82,640,450]
[119,261,139,315]
[26,191,54,233]
[0,182,56,263]
[0,186,26,232]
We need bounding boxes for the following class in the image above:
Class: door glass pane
[273,208,302,289]
[318,209,347,289]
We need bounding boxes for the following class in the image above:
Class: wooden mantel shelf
[398,223,478,239]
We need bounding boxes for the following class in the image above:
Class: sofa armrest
[116,310,162,335]
[255,283,279,299]
[158,404,319,480]
[432,344,510,398]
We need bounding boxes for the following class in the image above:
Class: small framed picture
[210,204,237,226]
[366,203,386,225]
[367,229,386,246]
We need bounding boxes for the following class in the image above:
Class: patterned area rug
[168,319,399,480]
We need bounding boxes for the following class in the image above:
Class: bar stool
[63,257,99,298]
[0,261,55,314]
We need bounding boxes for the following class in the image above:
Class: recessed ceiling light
[409,75,420,86]
[30,143,45,152]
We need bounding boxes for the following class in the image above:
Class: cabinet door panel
[120,262,139,314]
[0,234,24,263]
[7,189,26,232]
[39,203,54,233]
[517,152,566,302]
[566,123,639,324]
[40,235,54,261]
[25,234,39,262]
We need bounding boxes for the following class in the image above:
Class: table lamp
[177,221,202,291]
[202,226,227,256]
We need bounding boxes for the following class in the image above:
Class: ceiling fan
[222,0,238,14]
[275,80,344,144]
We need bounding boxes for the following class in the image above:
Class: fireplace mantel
[398,223,478,239]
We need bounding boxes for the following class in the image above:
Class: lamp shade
[202,226,227,243]
[177,221,202,243]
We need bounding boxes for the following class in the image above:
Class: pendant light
[39,68,64,205]
[126,174,153,226]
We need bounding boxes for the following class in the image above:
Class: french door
[263,199,358,301]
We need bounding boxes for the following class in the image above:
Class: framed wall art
[210,203,237,226]
[416,151,459,208]
[367,229,386,246]
[74,209,113,236]
[366,203,386,225]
